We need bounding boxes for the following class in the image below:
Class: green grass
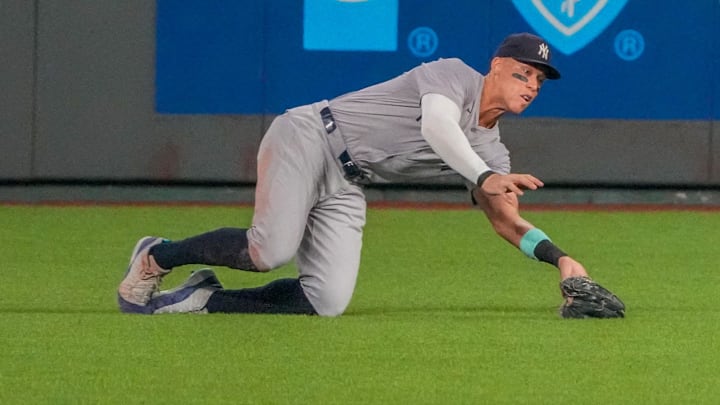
[1,205,719,404]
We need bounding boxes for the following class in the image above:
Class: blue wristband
[519,228,550,260]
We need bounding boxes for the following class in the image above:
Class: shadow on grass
[10,304,706,319]
[348,305,718,320]
[0,307,118,315]
[348,304,558,318]
[0,305,553,317]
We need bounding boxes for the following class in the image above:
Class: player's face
[499,59,546,114]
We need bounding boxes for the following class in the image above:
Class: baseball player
[117,33,611,317]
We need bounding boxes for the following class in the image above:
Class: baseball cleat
[150,269,223,314]
[118,236,171,314]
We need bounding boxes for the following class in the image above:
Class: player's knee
[312,297,350,317]
[253,266,272,273]
[249,243,295,272]
[315,302,349,317]
[302,283,354,317]
[247,232,298,271]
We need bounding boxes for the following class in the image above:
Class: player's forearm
[499,218,569,267]
[487,206,534,248]
[474,188,533,245]
[475,188,567,266]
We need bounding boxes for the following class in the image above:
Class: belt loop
[320,107,336,134]
[319,106,364,181]
[338,150,364,180]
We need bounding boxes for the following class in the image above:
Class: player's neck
[478,108,504,128]
[478,84,505,128]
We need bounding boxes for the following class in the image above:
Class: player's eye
[512,72,529,83]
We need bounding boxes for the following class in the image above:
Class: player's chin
[510,103,530,114]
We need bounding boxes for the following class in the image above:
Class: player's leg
[118,228,259,313]
[296,184,367,317]
[186,110,361,316]
[139,191,364,316]
[120,104,339,314]
[143,269,315,315]
[199,185,365,315]
[244,106,337,272]
[144,112,320,273]
[149,228,257,271]
[144,268,315,315]
[203,278,316,314]
[119,112,313,310]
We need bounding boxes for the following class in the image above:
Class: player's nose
[526,78,540,93]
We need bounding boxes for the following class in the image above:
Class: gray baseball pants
[246,101,367,316]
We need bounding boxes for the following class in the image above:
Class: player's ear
[489,57,504,76]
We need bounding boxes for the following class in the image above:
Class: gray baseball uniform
[246,58,510,316]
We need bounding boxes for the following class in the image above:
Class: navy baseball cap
[493,33,561,80]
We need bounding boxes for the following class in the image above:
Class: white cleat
[150,269,223,314]
[117,236,171,314]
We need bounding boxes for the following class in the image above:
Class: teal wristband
[519,228,550,260]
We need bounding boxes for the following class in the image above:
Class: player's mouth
[520,95,532,103]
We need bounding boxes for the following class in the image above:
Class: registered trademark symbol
[614,29,645,61]
[408,27,438,58]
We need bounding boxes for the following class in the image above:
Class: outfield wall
[1,1,718,186]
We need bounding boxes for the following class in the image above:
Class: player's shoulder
[415,58,481,81]
[421,57,477,72]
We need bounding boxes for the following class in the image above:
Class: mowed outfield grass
[1,204,719,404]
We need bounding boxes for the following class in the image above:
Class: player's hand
[480,173,544,196]
[557,256,589,281]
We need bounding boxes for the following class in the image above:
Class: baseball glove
[559,276,625,319]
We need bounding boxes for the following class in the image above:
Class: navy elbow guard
[519,228,567,266]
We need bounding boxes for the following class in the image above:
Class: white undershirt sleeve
[420,93,492,184]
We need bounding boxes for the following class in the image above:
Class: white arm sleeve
[420,93,492,184]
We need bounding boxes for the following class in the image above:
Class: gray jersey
[328,58,511,185]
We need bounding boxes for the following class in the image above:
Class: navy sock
[149,227,257,271]
[206,278,317,315]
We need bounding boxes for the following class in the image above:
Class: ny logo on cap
[538,43,549,60]
[512,0,628,55]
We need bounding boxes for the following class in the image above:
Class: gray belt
[320,106,365,181]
